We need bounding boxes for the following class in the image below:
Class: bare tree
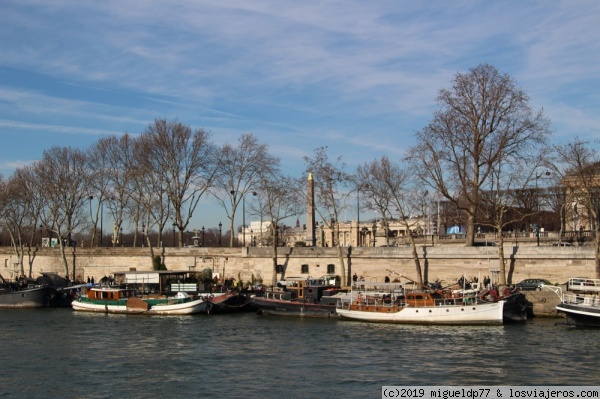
[0,166,47,278]
[554,138,600,278]
[142,119,218,248]
[132,132,174,267]
[407,64,551,246]
[255,174,304,287]
[479,155,546,285]
[35,146,93,280]
[92,134,137,247]
[304,147,352,285]
[356,156,426,284]
[212,133,279,247]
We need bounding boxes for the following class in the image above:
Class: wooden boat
[336,281,504,325]
[556,292,600,327]
[72,286,207,315]
[252,276,346,318]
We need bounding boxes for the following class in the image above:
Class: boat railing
[562,292,600,307]
[337,291,481,310]
[567,278,600,293]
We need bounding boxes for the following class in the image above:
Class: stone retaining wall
[1,245,595,288]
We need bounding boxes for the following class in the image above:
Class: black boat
[478,288,530,322]
[197,291,255,314]
[557,292,600,327]
[0,274,54,308]
[252,275,346,318]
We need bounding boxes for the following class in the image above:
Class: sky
[1,1,600,231]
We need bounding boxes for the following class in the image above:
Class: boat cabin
[87,287,136,301]
[267,275,343,303]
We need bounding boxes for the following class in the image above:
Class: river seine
[1,309,599,399]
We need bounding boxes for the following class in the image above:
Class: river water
[1,309,599,399]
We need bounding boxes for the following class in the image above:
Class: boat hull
[501,293,529,322]
[0,286,54,308]
[252,297,338,318]
[200,292,255,314]
[72,297,207,315]
[556,302,600,328]
[336,301,504,325]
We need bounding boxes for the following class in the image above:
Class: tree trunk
[271,231,279,287]
[595,227,600,279]
[407,234,423,284]
[497,234,507,286]
[337,245,346,287]
[465,205,477,246]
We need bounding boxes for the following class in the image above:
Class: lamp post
[356,184,368,246]
[372,222,377,247]
[535,170,551,246]
[88,196,95,247]
[172,223,177,247]
[201,226,205,247]
[243,191,258,247]
[218,222,222,247]
[330,214,336,247]
[141,223,145,247]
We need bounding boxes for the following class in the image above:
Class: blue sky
[1,1,599,230]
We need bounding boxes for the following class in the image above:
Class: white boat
[566,277,600,293]
[336,281,504,325]
[72,286,207,315]
[556,292,600,327]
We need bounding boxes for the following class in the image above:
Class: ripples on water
[1,310,599,399]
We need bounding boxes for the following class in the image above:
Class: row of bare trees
[0,120,294,280]
[304,64,600,284]
[2,64,600,285]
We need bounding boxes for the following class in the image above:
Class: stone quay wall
[0,244,595,287]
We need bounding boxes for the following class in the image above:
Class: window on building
[276,264,284,273]
[327,264,335,274]
[301,264,309,274]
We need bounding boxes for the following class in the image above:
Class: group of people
[456,275,492,290]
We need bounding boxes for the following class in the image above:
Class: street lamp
[201,226,205,247]
[141,223,145,247]
[218,222,222,247]
[243,191,258,247]
[172,223,177,247]
[535,170,551,246]
[356,184,368,246]
[372,222,377,247]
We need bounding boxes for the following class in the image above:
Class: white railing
[562,293,600,308]
[567,278,600,292]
